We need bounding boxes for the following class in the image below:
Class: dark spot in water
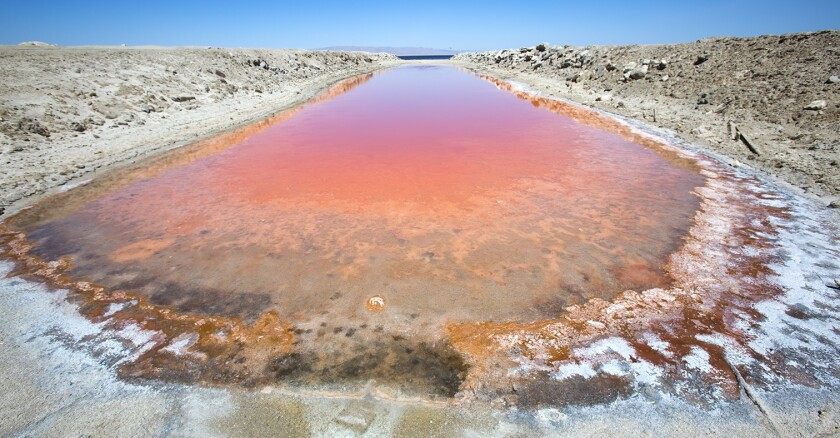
[267,353,312,378]
[320,322,327,327]
[393,335,405,341]
[410,313,419,319]
[144,282,271,323]
[329,291,342,301]
[265,336,469,397]
[199,229,211,235]
[360,324,368,329]
[345,328,356,337]
[333,327,344,334]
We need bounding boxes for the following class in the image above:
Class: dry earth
[0,46,399,217]
[454,30,840,204]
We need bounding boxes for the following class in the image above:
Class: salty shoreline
[1,39,839,436]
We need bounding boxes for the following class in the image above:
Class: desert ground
[1,33,839,436]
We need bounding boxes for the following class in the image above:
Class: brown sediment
[0,223,294,386]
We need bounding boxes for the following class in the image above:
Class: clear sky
[1,0,838,51]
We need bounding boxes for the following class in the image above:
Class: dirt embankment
[454,30,840,202]
[0,46,399,215]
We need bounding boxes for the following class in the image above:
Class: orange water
[16,66,705,393]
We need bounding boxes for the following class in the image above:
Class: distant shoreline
[397,54,454,60]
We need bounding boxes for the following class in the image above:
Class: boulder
[828,76,840,84]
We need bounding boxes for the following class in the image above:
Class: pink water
[17,65,705,393]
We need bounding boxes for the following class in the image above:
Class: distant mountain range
[316,46,463,56]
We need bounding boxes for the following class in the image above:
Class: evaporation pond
[22,65,705,334]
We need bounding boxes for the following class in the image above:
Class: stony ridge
[454,31,840,200]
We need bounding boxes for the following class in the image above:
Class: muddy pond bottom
[5,66,705,396]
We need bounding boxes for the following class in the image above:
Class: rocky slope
[454,31,839,202]
[0,46,398,215]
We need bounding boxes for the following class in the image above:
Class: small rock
[595,94,612,102]
[214,70,226,78]
[17,117,49,137]
[139,104,156,113]
[804,100,826,110]
[70,121,87,132]
[662,75,669,81]
[172,96,195,103]
[694,54,709,65]
[625,69,646,80]
[535,43,547,52]
[605,62,617,71]
[829,200,840,209]
[827,76,839,84]
[657,60,668,70]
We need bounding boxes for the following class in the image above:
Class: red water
[25,66,704,325]
[15,66,706,393]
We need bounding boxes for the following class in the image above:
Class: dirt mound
[0,47,398,213]
[454,30,839,200]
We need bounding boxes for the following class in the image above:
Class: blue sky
[1,0,837,50]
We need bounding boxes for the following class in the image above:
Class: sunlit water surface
[11,66,707,395]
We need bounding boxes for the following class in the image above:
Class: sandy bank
[453,30,840,204]
[0,46,399,217]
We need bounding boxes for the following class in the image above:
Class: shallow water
[5,65,708,395]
